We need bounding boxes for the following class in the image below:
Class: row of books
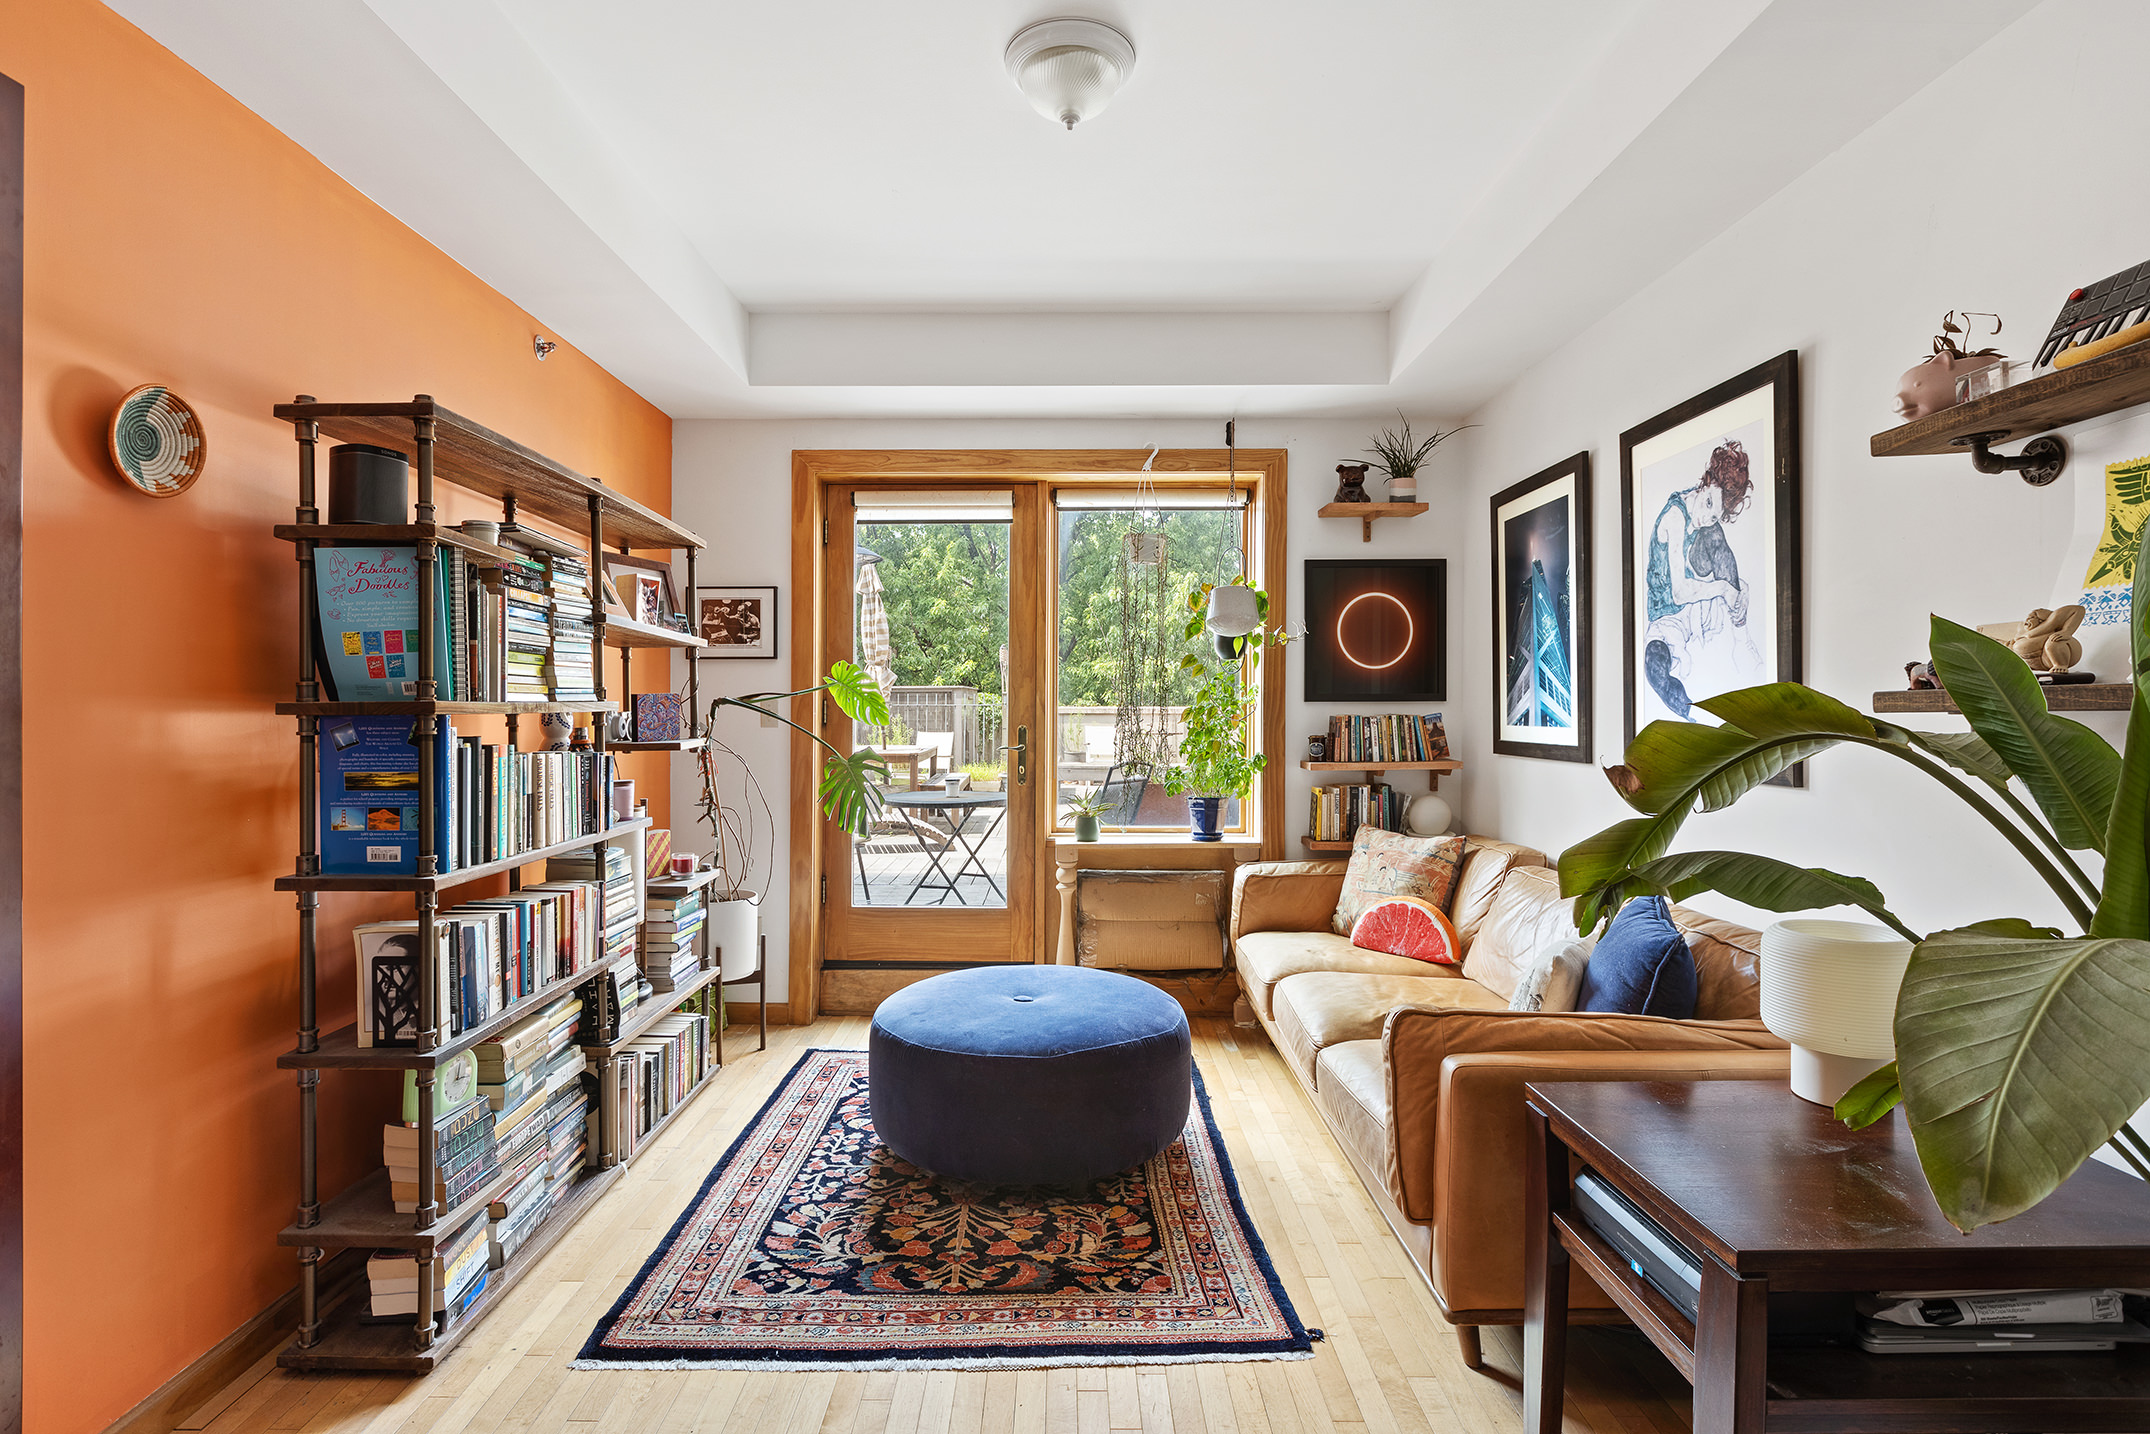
[1323,712,1450,766]
[1308,783,1407,843]
[480,996,592,1264]
[613,1012,711,1162]
[317,713,620,876]
[352,880,610,1048]
[365,1215,488,1324]
[548,845,641,969]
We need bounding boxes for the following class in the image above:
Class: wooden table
[1523,1080,2150,1433]
[870,743,943,791]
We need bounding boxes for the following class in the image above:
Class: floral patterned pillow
[1330,828,1467,936]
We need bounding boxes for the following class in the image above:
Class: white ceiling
[112,0,2040,419]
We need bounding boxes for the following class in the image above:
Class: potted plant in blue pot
[1159,591,1291,841]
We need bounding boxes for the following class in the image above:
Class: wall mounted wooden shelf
[1318,500,1428,542]
[1873,684,2132,714]
[275,817,650,894]
[274,522,524,566]
[609,737,708,753]
[1869,344,2150,476]
[275,699,618,717]
[1301,836,1354,853]
[1301,757,1461,790]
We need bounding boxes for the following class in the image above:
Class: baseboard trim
[102,1249,363,1434]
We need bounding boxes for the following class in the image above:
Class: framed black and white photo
[1302,558,1445,702]
[697,585,780,660]
[1491,452,1591,762]
[1621,351,1802,783]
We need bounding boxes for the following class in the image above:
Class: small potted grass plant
[1064,792,1114,843]
[1363,413,1468,503]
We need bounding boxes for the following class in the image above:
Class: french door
[818,485,1044,1008]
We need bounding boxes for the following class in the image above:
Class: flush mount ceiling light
[1005,18,1136,130]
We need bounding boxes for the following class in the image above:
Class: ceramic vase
[706,892,761,983]
[1074,813,1101,842]
[1186,796,1223,842]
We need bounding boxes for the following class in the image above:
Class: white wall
[1452,0,2145,938]
[671,417,1468,993]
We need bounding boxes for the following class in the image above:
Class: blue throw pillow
[1576,895,1697,1018]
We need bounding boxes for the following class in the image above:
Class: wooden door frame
[787,449,1288,1020]
[0,69,25,1434]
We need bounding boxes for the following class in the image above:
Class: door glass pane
[1055,502,1246,830]
[850,511,1011,907]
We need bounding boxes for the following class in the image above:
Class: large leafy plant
[1560,521,2150,1233]
[701,660,892,838]
[1157,583,1293,800]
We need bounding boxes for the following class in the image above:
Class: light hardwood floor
[181,1018,1692,1434]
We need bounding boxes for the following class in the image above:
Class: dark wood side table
[1523,1080,2150,1433]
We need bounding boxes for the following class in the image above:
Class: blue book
[321,716,455,874]
[315,547,455,701]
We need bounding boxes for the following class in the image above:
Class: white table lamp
[1759,919,1914,1105]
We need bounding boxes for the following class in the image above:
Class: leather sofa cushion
[1229,860,1348,942]
[1450,839,1549,948]
[1271,971,1506,1084]
[1232,930,1464,1019]
[1313,1039,1391,1201]
[1676,902,1764,1020]
[1460,864,1574,1002]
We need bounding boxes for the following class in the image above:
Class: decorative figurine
[1905,661,1942,690]
[1332,462,1373,504]
[2011,605,2086,673]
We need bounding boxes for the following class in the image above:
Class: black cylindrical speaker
[327,443,410,524]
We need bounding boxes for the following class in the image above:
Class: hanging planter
[1125,531,1167,566]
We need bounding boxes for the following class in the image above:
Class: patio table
[884,790,1007,905]
[870,743,942,791]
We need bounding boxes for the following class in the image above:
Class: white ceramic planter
[1759,919,1913,1105]
[706,893,761,983]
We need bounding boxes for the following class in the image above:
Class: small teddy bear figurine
[2011,605,2086,673]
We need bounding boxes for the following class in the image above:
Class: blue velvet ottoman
[868,965,1193,1186]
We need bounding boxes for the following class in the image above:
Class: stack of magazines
[1856,1289,2150,1352]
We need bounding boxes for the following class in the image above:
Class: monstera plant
[1560,522,2150,1233]
[704,659,892,837]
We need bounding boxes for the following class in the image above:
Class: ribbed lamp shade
[1005,19,1136,130]
[1759,918,1914,1105]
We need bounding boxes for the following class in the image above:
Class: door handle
[1001,726,1028,786]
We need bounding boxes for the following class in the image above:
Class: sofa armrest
[1382,1009,1787,1225]
[1426,1045,1787,1320]
[1230,860,1347,942]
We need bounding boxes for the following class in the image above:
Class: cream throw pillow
[1509,937,1592,1013]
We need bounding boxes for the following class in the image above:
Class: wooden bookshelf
[1301,836,1354,853]
[271,397,696,549]
[278,1165,623,1373]
[1302,757,1461,790]
[621,1064,718,1171]
[276,816,650,893]
[601,614,704,649]
[273,395,720,1371]
[276,699,618,716]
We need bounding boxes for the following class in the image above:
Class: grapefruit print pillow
[1349,896,1461,965]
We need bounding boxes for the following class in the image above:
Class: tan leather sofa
[1229,837,1789,1368]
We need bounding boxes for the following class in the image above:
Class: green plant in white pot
[1558,521,2150,1233]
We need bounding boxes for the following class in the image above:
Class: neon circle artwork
[1335,591,1414,670]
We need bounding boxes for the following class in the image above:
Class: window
[1053,489,1253,832]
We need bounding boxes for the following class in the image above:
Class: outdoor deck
[850,810,1010,907]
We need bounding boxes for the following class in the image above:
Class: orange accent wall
[4,4,676,1429]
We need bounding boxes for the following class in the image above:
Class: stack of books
[641,888,705,992]
[364,1213,488,1326]
[1308,782,1406,843]
[1323,712,1450,765]
[486,1162,551,1270]
[500,561,553,702]
[546,554,598,705]
[351,884,606,1048]
[383,1088,500,1217]
[548,845,640,970]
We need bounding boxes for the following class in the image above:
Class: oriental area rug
[574,1049,1316,1370]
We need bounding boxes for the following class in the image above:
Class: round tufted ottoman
[868,965,1193,1186]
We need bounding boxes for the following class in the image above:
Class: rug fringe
[568,1349,1317,1373]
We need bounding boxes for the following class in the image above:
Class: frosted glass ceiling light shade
[1005,19,1136,130]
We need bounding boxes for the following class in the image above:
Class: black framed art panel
[1619,350,1802,786]
[1302,558,1446,703]
[1491,452,1592,762]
